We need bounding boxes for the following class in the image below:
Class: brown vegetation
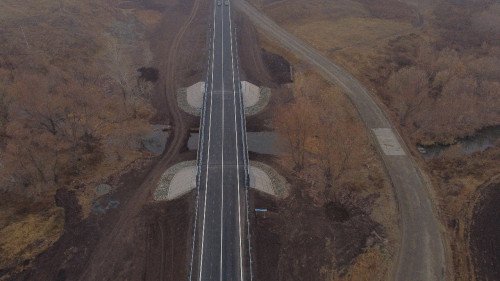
[257,0,500,279]
[426,144,500,280]
[269,68,398,279]
[273,95,317,170]
[384,44,500,145]
[0,194,64,275]
[3,73,152,198]
[382,4,500,277]
[0,0,158,274]
[261,0,500,146]
[272,69,385,201]
[0,0,157,196]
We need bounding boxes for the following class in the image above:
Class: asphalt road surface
[189,0,252,280]
[233,0,447,280]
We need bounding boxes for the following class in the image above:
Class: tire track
[77,0,203,279]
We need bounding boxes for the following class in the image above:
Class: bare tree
[274,96,319,171]
[387,66,429,126]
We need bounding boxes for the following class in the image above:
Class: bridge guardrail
[196,24,213,189]
[189,22,214,281]
[233,25,254,281]
[233,27,250,188]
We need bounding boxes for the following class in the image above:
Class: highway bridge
[189,0,252,280]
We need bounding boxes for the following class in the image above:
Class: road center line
[220,3,225,281]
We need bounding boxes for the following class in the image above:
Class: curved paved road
[233,1,447,280]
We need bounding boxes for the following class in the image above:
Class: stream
[417,126,499,159]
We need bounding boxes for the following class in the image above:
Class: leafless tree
[274,96,319,171]
[387,66,429,126]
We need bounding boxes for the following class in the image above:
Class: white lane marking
[220,3,225,281]
[372,128,406,156]
[198,1,218,280]
[232,6,254,280]
[227,2,244,281]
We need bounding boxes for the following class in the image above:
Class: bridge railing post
[233,24,254,281]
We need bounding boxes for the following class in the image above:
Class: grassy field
[288,18,413,52]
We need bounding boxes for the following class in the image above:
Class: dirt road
[76,0,204,279]
[233,1,447,280]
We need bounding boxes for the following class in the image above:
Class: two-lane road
[190,0,251,280]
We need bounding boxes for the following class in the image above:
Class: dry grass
[78,189,96,219]
[262,0,417,59]
[258,0,421,95]
[264,0,369,25]
[322,247,391,281]
[134,9,163,27]
[0,206,64,270]
[288,18,413,52]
